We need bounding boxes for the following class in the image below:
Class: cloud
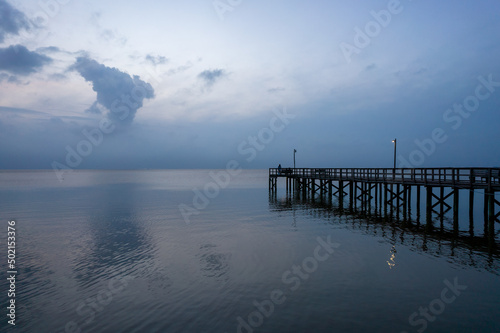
[100,29,127,45]
[48,73,67,81]
[70,57,155,124]
[0,44,52,75]
[36,46,61,53]
[145,54,168,66]
[85,101,104,114]
[90,11,127,46]
[167,62,193,76]
[198,69,227,86]
[0,106,91,122]
[268,87,286,94]
[0,72,19,83]
[365,63,377,71]
[0,0,31,43]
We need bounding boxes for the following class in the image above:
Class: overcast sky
[0,0,499,171]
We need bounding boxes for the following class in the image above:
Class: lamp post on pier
[293,149,297,169]
[392,138,397,169]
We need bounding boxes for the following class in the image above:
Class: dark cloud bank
[0,1,52,78]
[0,0,31,43]
[0,44,52,75]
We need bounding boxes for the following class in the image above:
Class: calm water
[0,170,499,333]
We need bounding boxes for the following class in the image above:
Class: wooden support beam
[484,190,489,235]
[453,189,459,233]
[390,184,394,217]
[349,181,354,211]
[337,181,343,210]
[440,187,445,223]
[403,185,408,221]
[495,198,500,223]
[407,185,412,219]
[426,186,433,227]
[328,180,332,203]
[353,181,358,211]
[416,185,421,223]
[339,180,344,209]
[396,184,401,218]
[488,191,495,236]
[384,183,388,215]
[431,190,452,216]
[468,190,474,237]
[368,183,375,213]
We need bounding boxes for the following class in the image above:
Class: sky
[0,0,499,172]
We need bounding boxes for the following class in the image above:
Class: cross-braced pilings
[269,167,500,236]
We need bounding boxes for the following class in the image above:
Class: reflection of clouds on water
[72,183,156,287]
[10,247,59,331]
[197,244,231,283]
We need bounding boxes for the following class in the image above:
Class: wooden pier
[269,167,500,236]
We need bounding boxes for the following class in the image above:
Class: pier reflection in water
[269,191,500,275]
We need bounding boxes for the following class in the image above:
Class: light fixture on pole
[392,138,397,169]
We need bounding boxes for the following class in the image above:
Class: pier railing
[269,167,500,189]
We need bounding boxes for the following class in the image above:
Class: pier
[269,167,500,237]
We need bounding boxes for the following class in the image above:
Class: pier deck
[270,167,500,190]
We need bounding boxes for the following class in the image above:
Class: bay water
[0,170,499,333]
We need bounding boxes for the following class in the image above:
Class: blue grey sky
[0,0,499,171]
